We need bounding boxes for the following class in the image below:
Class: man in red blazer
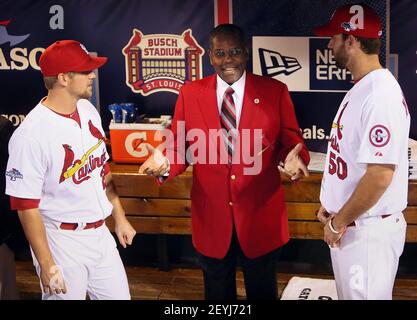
[140,24,309,300]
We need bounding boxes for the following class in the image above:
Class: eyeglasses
[212,47,244,58]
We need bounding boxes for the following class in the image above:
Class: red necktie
[220,87,236,163]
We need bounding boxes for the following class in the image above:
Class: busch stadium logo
[259,48,301,77]
[123,29,204,96]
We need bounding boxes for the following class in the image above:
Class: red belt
[347,214,391,227]
[59,219,104,231]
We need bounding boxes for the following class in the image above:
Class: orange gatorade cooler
[109,117,171,163]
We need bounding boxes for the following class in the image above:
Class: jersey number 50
[328,151,348,180]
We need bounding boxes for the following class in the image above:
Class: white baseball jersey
[5,98,113,222]
[320,68,410,217]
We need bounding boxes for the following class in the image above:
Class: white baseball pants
[31,221,130,300]
[330,211,406,300]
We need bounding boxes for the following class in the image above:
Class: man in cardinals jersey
[5,40,136,300]
[315,4,410,299]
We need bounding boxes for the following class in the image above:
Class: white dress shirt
[216,71,246,127]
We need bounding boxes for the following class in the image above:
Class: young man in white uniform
[315,4,410,299]
[5,40,136,300]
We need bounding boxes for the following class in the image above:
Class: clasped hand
[138,144,169,176]
[279,143,309,181]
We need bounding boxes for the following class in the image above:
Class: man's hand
[317,205,345,248]
[114,216,136,249]
[282,143,309,181]
[324,217,346,248]
[40,263,67,295]
[138,144,169,176]
[17,208,67,295]
[317,206,332,224]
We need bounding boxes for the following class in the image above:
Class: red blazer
[162,72,309,259]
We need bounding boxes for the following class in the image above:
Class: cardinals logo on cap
[314,4,382,39]
[341,22,358,32]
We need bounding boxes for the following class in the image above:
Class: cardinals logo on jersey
[329,102,349,153]
[332,102,348,140]
[59,120,107,184]
[369,125,390,148]
[59,144,75,183]
[88,119,105,140]
[328,102,349,180]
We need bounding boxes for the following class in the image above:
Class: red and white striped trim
[214,0,233,26]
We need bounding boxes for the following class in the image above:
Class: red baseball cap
[314,4,382,39]
[39,40,108,76]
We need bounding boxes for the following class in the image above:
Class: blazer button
[231,175,236,180]
[228,201,233,206]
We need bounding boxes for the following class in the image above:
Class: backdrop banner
[1,0,413,154]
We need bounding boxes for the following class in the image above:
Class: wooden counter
[108,163,417,242]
